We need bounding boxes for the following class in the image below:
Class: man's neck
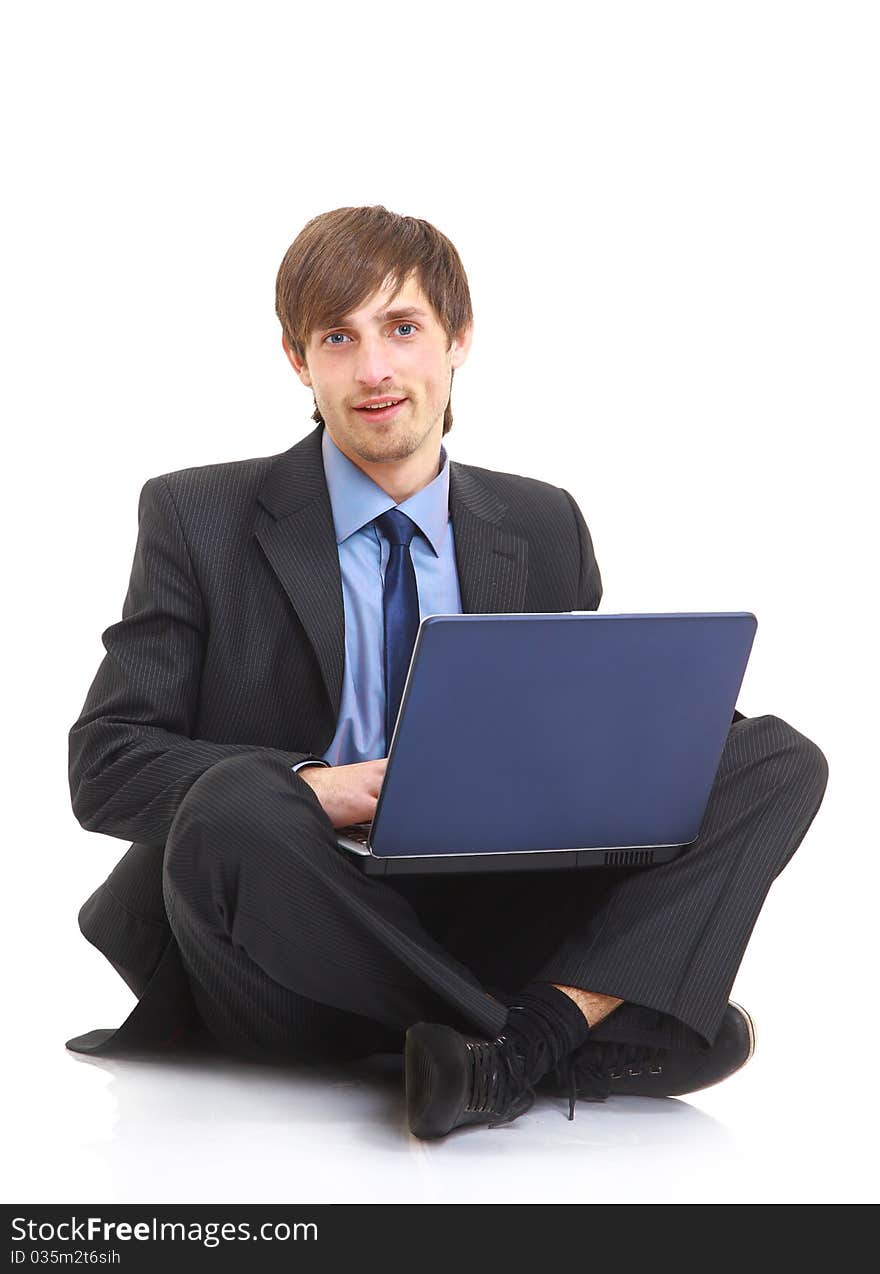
[326,429,444,505]
[364,456,443,505]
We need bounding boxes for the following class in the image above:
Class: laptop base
[342,841,689,876]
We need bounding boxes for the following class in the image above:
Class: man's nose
[353,335,395,386]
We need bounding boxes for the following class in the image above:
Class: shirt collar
[321,425,451,556]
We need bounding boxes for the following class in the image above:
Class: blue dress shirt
[292,426,462,772]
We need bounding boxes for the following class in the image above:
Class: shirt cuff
[291,759,331,774]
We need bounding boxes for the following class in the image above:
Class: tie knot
[375,507,418,548]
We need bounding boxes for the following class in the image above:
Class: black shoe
[405,1020,560,1139]
[544,1002,756,1117]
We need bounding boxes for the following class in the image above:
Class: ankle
[504,982,592,1062]
[552,984,624,1029]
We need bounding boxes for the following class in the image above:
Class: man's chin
[353,440,419,465]
[342,421,424,465]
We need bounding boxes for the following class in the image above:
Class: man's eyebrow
[378,306,429,322]
[322,305,429,329]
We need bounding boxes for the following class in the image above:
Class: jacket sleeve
[69,475,320,843]
[561,489,603,611]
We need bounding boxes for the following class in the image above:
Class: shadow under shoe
[543,1001,757,1117]
[406,1021,555,1139]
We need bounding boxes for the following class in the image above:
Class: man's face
[285,273,472,470]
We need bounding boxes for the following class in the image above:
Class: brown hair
[275,205,473,435]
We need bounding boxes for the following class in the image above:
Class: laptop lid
[357,612,756,866]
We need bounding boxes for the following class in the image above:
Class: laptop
[336,611,757,875]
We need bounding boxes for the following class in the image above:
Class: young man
[68,205,828,1139]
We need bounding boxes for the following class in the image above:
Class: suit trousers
[162,714,828,1062]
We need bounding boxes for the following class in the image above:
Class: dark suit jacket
[67,423,607,1052]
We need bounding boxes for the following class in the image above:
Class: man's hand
[296,758,388,828]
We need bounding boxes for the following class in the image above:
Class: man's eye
[321,323,416,345]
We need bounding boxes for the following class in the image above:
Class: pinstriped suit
[66,423,828,1059]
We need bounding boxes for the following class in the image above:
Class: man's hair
[275,205,473,435]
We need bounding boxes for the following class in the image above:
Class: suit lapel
[255,426,346,718]
[254,425,529,720]
[449,464,529,614]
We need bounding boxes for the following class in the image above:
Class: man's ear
[282,335,313,387]
[450,321,474,370]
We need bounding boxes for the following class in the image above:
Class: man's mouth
[352,398,407,421]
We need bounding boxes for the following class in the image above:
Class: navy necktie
[375,508,420,753]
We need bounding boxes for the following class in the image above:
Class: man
[68,205,829,1140]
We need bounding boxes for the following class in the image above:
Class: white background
[2,0,877,1205]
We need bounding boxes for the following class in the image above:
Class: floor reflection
[64,1047,736,1204]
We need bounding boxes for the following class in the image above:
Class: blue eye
[321,322,416,345]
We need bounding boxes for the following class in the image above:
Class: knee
[754,714,829,804]
[166,751,328,874]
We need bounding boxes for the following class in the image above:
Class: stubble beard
[350,427,422,465]
[326,400,438,466]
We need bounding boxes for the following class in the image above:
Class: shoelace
[465,1036,538,1128]
[466,1005,573,1129]
[554,1041,667,1119]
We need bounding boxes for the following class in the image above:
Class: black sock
[503,981,592,1062]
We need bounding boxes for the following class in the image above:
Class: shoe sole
[405,1024,471,1140]
[728,999,757,1067]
